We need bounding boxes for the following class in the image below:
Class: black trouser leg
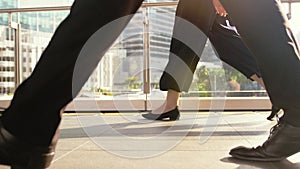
[220,0,300,125]
[209,15,262,79]
[160,0,214,92]
[160,0,262,92]
[1,0,144,146]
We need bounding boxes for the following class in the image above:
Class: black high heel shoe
[267,105,281,121]
[142,106,180,121]
[0,121,56,169]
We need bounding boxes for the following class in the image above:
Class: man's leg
[209,14,282,120]
[0,1,143,167]
[209,15,262,81]
[220,0,300,161]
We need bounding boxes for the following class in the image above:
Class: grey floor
[2,111,300,169]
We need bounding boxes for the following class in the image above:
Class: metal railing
[1,0,299,13]
[0,2,178,14]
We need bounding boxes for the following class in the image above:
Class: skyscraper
[0,0,70,94]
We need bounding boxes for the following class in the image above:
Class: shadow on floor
[59,121,267,139]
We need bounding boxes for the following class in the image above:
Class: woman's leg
[153,0,215,114]
[155,13,266,115]
[151,89,180,114]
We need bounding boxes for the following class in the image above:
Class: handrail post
[143,7,151,111]
[8,13,21,89]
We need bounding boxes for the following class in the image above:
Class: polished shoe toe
[229,120,300,162]
[229,146,284,162]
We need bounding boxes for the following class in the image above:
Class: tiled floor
[2,111,300,169]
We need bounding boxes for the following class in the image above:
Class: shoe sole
[0,152,54,169]
[230,153,286,162]
[142,114,180,121]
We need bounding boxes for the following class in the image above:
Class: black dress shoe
[142,106,180,121]
[229,120,300,161]
[0,121,56,169]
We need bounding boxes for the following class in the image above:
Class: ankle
[164,104,177,111]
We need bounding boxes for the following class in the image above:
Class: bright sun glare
[285,3,300,36]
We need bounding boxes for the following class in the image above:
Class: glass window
[18,0,74,8]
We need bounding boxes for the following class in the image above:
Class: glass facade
[0,0,17,9]
[0,0,17,25]
[0,0,70,94]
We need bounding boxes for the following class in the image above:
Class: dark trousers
[1,0,300,146]
[1,0,144,146]
[159,0,261,92]
[219,0,300,125]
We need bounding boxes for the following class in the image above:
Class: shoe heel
[168,107,180,121]
[169,114,180,121]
